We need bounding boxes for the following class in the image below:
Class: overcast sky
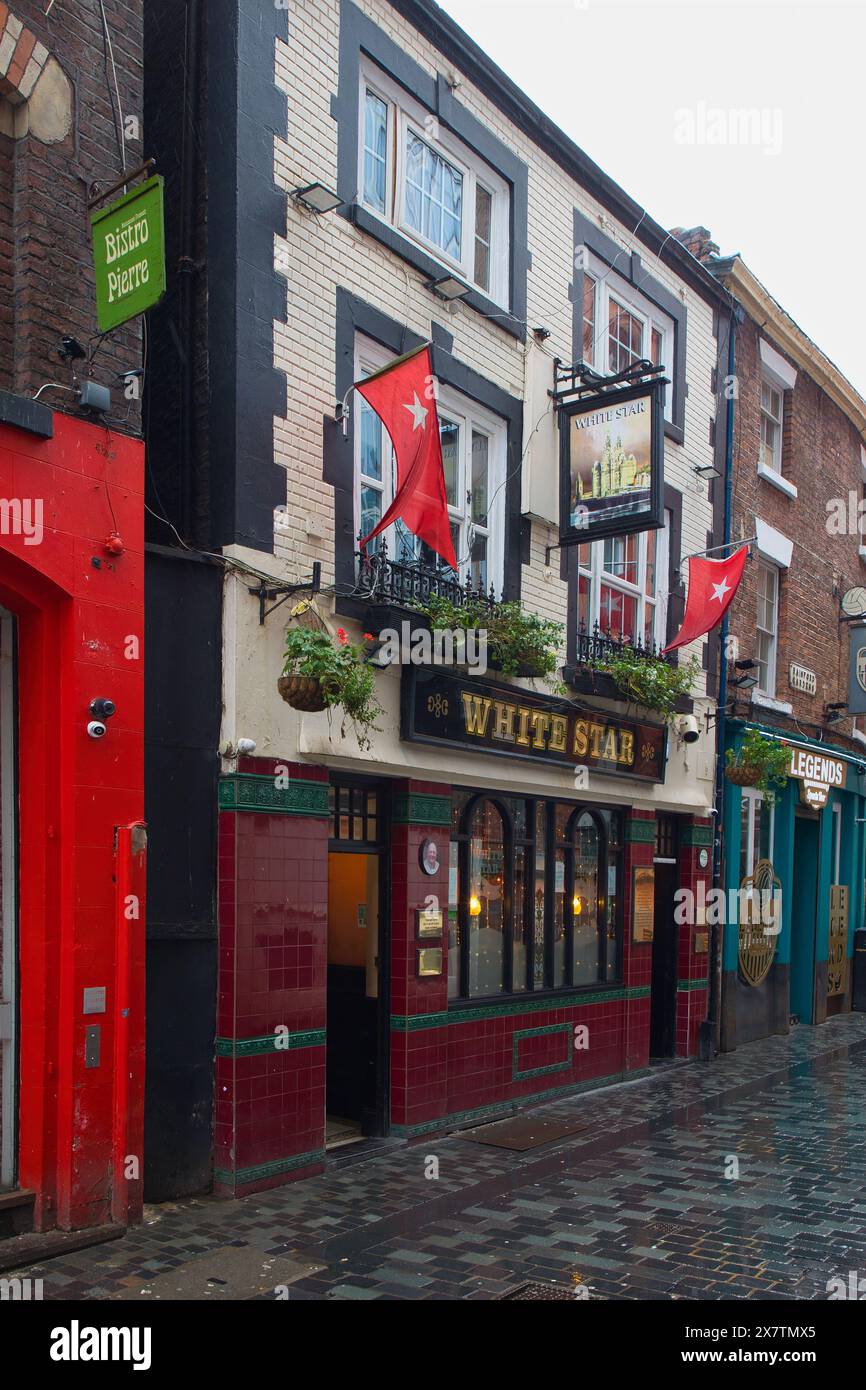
[437,0,866,396]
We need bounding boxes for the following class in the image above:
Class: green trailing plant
[725,727,791,803]
[415,594,564,682]
[595,650,700,720]
[281,622,383,749]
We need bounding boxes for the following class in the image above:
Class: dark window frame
[325,290,524,615]
[571,209,688,447]
[333,0,530,340]
[448,791,625,1003]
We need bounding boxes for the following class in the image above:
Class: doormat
[454,1115,589,1151]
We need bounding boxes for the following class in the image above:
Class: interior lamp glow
[469,894,482,917]
[573,895,582,914]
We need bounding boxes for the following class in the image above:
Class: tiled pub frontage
[213,749,715,1198]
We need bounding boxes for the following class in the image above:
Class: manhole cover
[499,1282,576,1300]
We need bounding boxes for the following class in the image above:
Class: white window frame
[759,374,784,475]
[755,560,779,697]
[576,513,670,650]
[353,334,507,596]
[581,252,674,421]
[741,787,776,877]
[358,60,510,308]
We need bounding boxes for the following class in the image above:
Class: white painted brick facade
[224,0,719,813]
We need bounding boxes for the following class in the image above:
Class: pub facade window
[448,792,623,1000]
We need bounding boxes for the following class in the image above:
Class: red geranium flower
[336,627,348,644]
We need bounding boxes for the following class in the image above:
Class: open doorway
[326,781,389,1148]
[650,814,679,1059]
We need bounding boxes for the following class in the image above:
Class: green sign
[90,175,165,331]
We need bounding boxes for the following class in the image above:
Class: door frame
[650,813,679,1059]
[791,808,820,1024]
[326,775,391,1137]
[0,608,18,1187]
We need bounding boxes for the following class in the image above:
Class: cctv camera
[87,720,108,739]
[90,697,116,720]
[237,738,257,755]
[674,714,700,744]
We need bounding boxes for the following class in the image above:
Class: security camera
[674,714,700,744]
[87,720,108,739]
[90,697,116,720]
[237,738,257,755]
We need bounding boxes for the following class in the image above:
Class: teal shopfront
[720,722,866,1050]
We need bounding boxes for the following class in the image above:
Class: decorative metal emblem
[737,859,782,987]
[828,884,849,996]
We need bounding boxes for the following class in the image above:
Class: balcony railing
[354,543,497,615]
[574,620,670,667]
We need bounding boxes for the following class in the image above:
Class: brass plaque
[737,859,781,987]
[417,947,443,977]
[695,931,709,954]
[828,884,849,996]
[632,865,655,943]
[416,906,444,938]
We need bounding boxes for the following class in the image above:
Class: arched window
[448,794,622,999]
[571,811,602,985]
[467,799,507,996]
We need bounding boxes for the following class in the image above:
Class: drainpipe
[701,302,741,1060]
[178,0,202,540]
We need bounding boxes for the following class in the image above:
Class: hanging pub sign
[402,668,666,781]
[848,625,866,715]
[90,175,166,332]
[559,378,665,546]
[785,742,846,809]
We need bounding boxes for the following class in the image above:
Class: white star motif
[710,577,731,604]
[402,392,428,431]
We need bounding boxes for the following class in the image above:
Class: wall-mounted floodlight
[293,182,343,214]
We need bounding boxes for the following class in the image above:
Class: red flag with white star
[663,545,749,653]
[356,344,458,570]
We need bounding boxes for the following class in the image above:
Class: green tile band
[512,1023,572,1081]
[214,1147,325,1186]
[218,773,330,817]
[677,977,709,992]
[390,1066,654,1137]
[215,1028,326,1057]
[391,984,650,1031]
[680,823,713,847]
[391,792,452,825]
[624,817,656,843]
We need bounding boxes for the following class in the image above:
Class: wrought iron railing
[353,542,497,614]
[574,620,670,667]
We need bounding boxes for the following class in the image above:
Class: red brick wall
[726,314,865,743]
[0,2,143,430]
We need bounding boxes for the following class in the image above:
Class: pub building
[142,0,730,1201]
[683,233,866,1049]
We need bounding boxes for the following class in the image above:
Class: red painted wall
[0,410,145,1230]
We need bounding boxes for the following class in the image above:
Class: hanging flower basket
[277,674,329,712]
[724,761,763,788]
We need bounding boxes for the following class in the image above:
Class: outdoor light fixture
[364,639,394,669]
[426,272,471,301]
[734,658,758,670]
[693,462,722,480]
[825,701,848,724]
[292,182,342,214]
[730,672,758,690]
